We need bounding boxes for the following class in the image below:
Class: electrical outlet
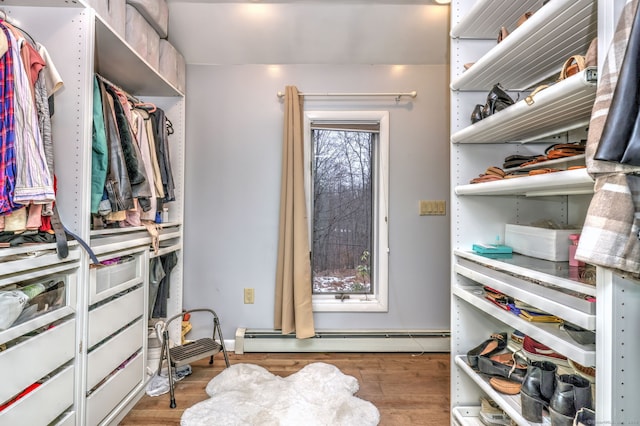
[244,288,255,304]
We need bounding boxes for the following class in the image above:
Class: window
[304,111,389,312]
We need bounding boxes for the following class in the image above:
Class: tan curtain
[274,86,316,339]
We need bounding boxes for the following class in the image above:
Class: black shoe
[466,332,507,368]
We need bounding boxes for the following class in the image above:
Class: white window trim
[303,111,389,313]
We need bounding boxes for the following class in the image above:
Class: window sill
[312,295,388,312]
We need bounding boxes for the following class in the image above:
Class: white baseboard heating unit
[234,328,450,354]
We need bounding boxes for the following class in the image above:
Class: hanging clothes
[0,24,17,215]
[150,109,175,202]
[91,76,108,214]
[98,77,134,213]
[104,84,151,210]
[151,251,178,318]
[3,24,54,205]
[131,107,158,221]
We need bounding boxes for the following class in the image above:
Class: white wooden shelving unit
[0,1,186,424]
[450,0,640,425]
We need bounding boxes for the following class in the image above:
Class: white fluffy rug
[180,362,380,426]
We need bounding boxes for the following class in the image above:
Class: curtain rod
[277,91,417,101]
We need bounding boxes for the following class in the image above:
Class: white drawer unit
[0,364,74,425]
[87,318,144,390]
[86,351,144,426]
[89,251,144,304]
[0,318,75,404]
[87,285,145,348]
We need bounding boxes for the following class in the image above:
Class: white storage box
[125,4,160,70]
[86,0,126,37]
[126,0,169,38]
[504,224,581,262]
[159,39,186,93]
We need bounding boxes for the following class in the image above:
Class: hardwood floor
[119,352,451,425]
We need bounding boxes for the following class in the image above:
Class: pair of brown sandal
[469,166,505,184]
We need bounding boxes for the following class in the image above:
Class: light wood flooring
[119,352,451,425]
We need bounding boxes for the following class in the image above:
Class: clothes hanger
[133,101,157,113]
[0,9,37,45]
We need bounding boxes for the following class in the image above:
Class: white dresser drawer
[0,318,75,404]
[86,351,144,426]
[89,253,143,304]
[0,365,74,425]
[87,318,144,390]
[88,286,144,348]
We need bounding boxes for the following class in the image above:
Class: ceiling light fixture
[434,0,451,4]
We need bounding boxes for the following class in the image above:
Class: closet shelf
[95,17,182,97]
[451,406,482,426]
[451,0,543,39]
[452,68,597,144]
[455,259,595,330]
[454,356,544,426]
[455,168,594,197]
[454,286,595,366]
[455,251,596,297]
[451,0,597,91]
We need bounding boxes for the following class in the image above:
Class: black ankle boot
[549,374,593,426]
[520,361,557,422]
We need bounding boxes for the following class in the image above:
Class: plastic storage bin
[505,224,582,262]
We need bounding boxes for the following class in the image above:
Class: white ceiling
[165,1,451,65]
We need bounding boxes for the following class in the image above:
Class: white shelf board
[452,406,482,426]
[94,16,182,97]
[451,0,544,39]
[453,286,595,366]
[452,69,596,144]
[451,0,598,91]
[151,243,183,259]
[455,168,594,197]
[455,260,595,330]
[454,356,545,426]
[455,250,596,297]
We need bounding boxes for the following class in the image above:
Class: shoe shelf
[455,257,595,330]
[504,154,585,173]
[451,406,482,426]
[451,68,597,144]
[451,0,597,91]
[454,356,546,426]
[450,0,542,39]
[453,286,595,366]
[455,250,596,297]
[455,167,594,197]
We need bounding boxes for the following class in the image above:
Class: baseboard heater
[234,328,450,354]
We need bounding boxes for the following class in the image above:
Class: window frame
[303,110,389,313]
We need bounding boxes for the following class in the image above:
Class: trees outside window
[304,111,389,313]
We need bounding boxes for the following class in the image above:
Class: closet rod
[95,73,141,104]
[277,90,417,101]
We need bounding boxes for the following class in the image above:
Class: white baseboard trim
[234,328,451,354]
